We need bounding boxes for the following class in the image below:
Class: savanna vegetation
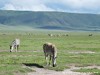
[0,30,100,75]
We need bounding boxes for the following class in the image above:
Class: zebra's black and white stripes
[10,38,20,52]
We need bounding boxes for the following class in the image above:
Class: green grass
[0,31,100,75]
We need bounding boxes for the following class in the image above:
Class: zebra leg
[17,45,19,52]
[10,46,12,52]
[49,55,52,66]
[45,54,49,66]
[46,57,48,66]
[15,45,17,52]
[10,46,13,52]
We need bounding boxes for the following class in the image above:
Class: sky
[0,0,100,14]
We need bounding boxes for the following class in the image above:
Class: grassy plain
[0,30,100,75]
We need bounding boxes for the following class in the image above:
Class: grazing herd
[10,38,57,67]
[9,33,93,67]
[48,34,93,37]
[48,34,68,37]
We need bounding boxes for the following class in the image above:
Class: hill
[0,10,100,31]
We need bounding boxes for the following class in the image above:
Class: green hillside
[0,10,100,31]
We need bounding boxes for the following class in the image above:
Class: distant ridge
[0,10,100,31]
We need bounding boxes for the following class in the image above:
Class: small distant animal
[89,34,93,36]
[10,38,20,52]
[48,34,53,37]
[56,34,60,37]
[43,42,57,67]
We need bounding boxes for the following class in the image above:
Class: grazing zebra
[10,38,20,52]
[43,43,57,67]
[89,34,93,36]
[48,34,53,37]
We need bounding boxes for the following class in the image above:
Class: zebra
[89,34,93,36]
[10,38,20,52]
[43,42,57,67]
[48,34,53,37]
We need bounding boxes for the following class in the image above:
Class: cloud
[2,3,54,11]
[1,0,54,11]
[1,4,16,10]
[60,0,100,9]
[54,0,100,13]
[0,0,100,13]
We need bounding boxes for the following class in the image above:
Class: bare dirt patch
[27,65,95,75]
